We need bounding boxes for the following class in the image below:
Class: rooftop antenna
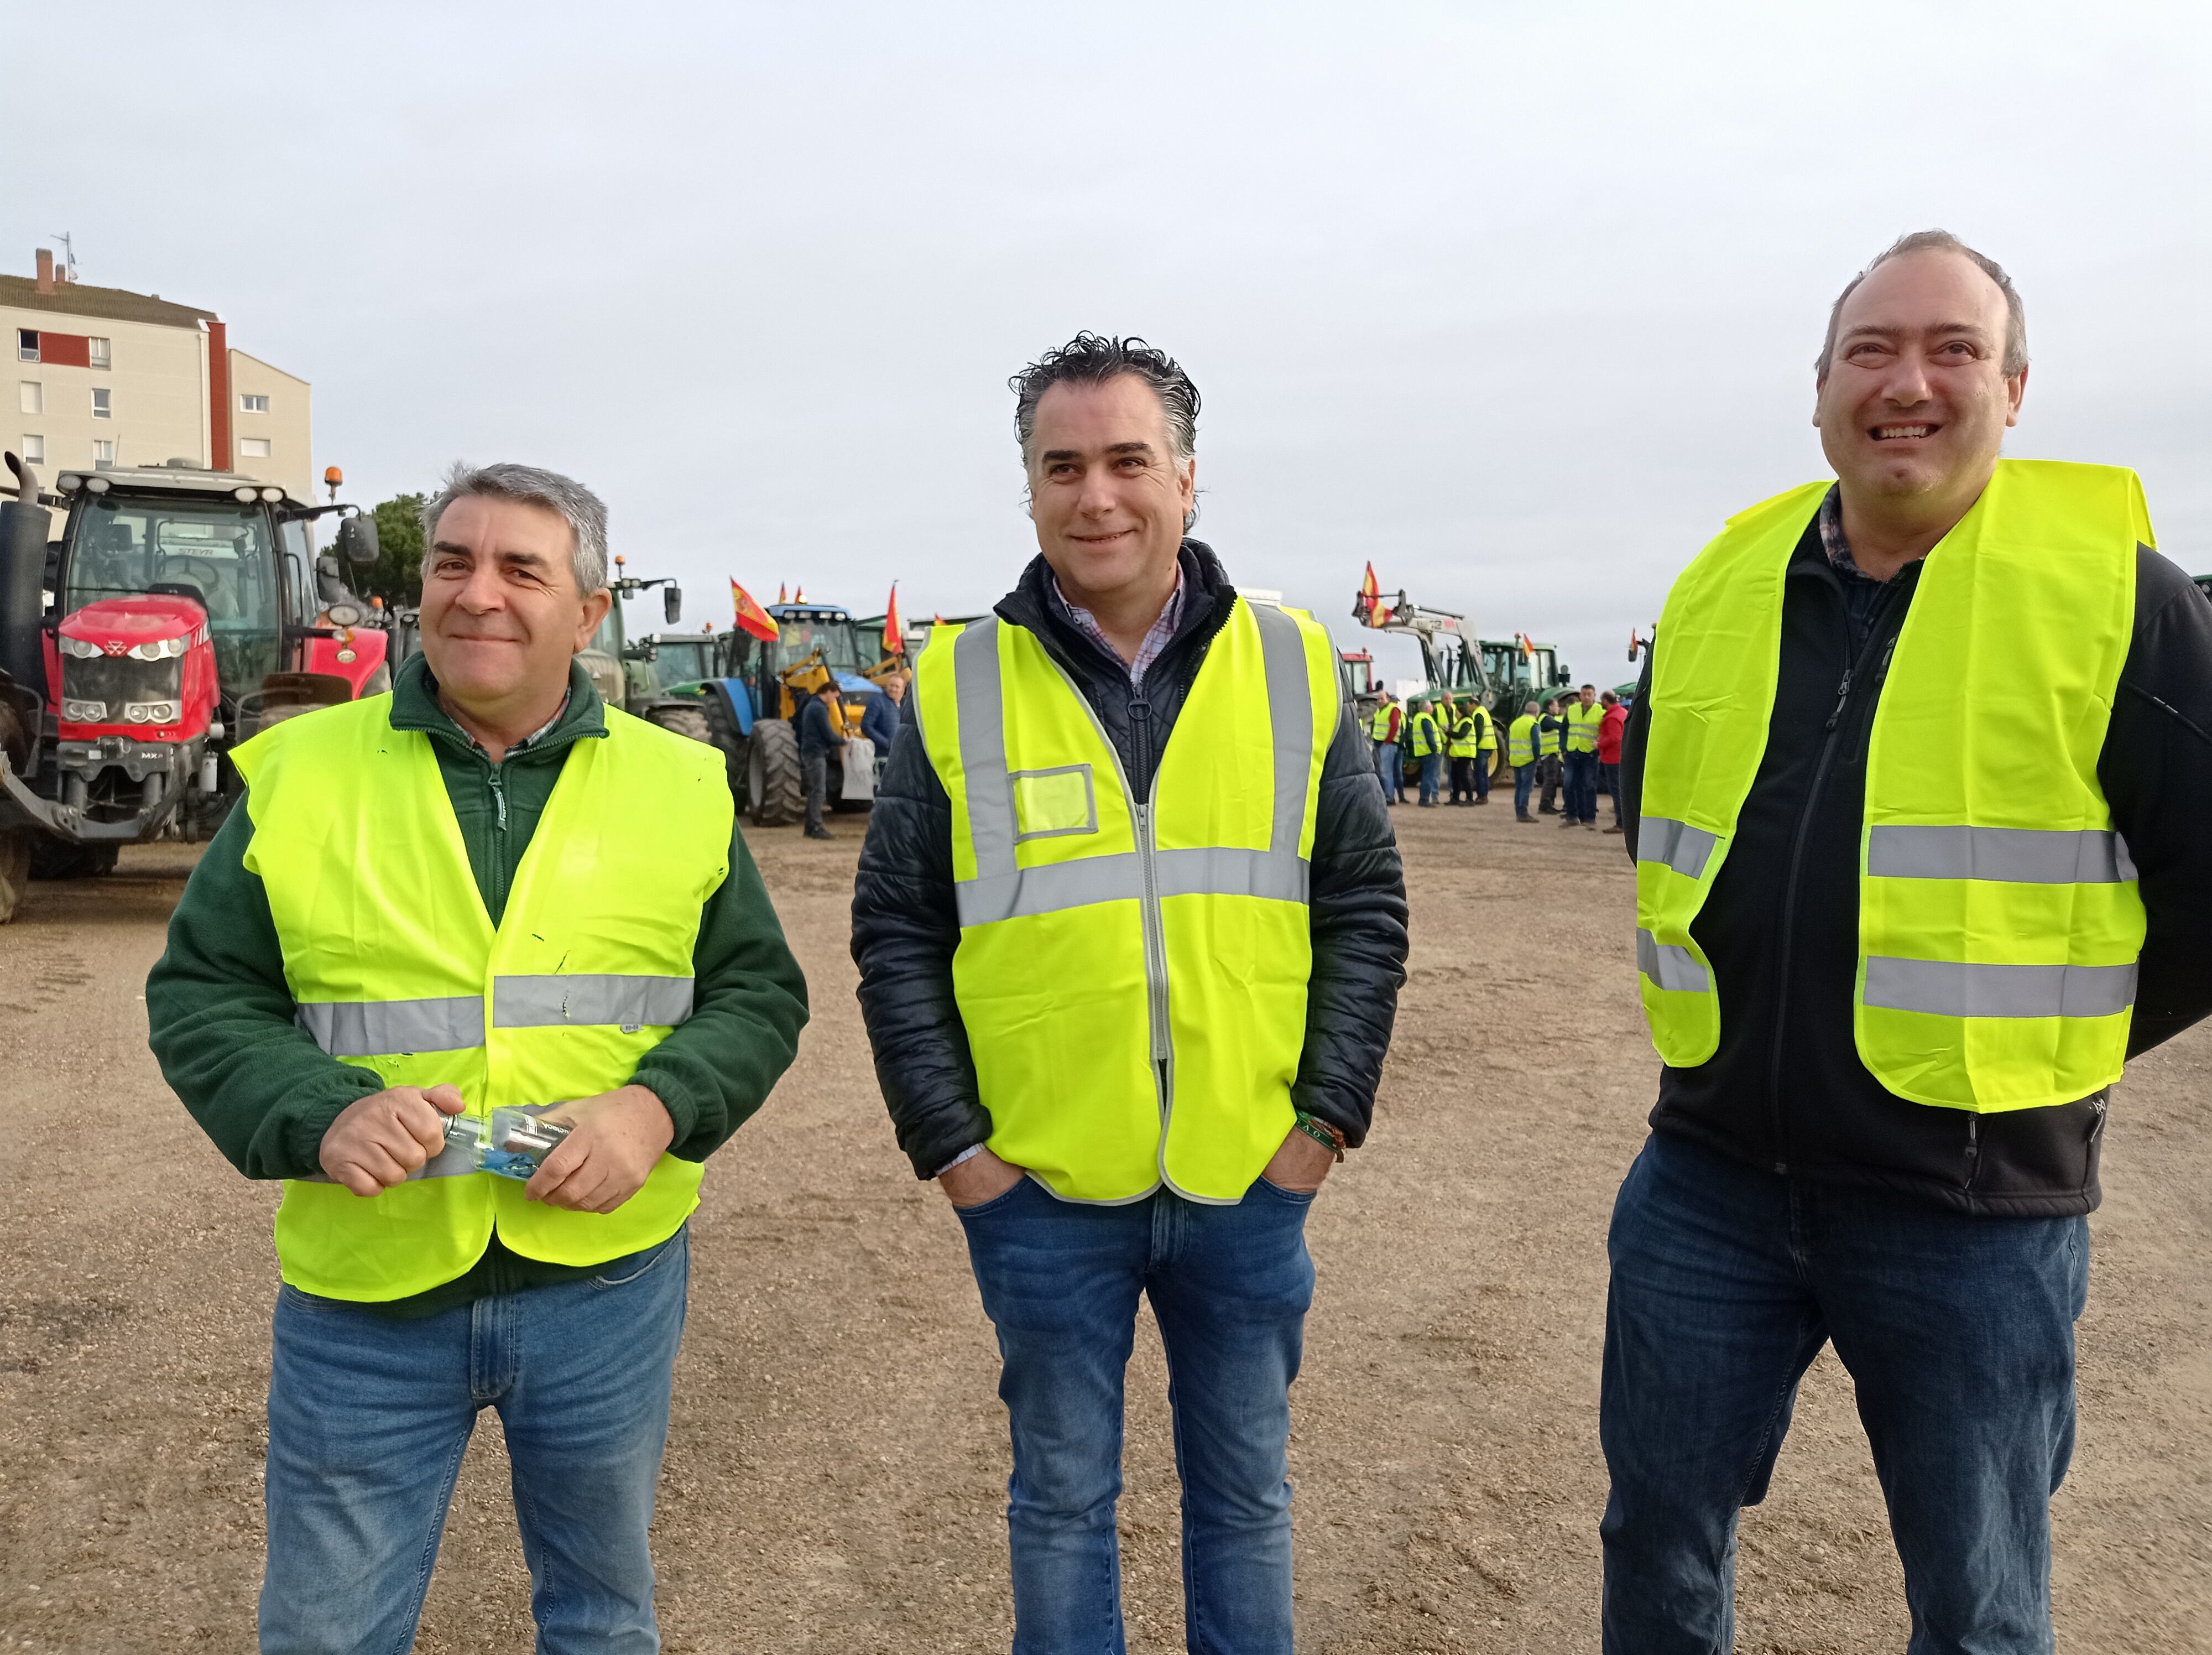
[49,232,77,282]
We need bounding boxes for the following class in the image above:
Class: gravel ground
[1,803,2205,1652]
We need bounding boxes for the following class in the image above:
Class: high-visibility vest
[1369,704,1394,742]
[1475,705,1498,750]
[1637,460,2151,1112]
[914,597,1336,1203]
[1537,718,1563,758]
[1508,714,1537,767]
[231,696,733,1300]
[1408,709,1441,757]
[1565,701,1604,753]
[1446,711,1481,758]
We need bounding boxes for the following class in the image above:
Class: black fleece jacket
[851,542,1410,1179]
[1622,518,2212,1216]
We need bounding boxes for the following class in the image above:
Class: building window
[239,393,269,414]
[88,337,111,368]
[21,436,43,466]
[15,330,35,363]
[91,388,111,419]
[17,382,38,415]
[92,439,114,469]
[240,437,272,459]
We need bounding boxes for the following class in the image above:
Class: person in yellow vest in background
[147,464,810,1653]
[852,334,1408,1653]
[1561,681,1604,829]
[1446,695,1491,805]
[1507,698,1541,823]
[1368,689,1405,805]
[1406,693,1444,806]
[1606,232,2212,1652]
[1535,693,1568,815]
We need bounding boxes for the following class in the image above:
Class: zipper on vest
[487,764,510,918]
[1766,585,1905,1174]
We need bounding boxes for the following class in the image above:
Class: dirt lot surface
[2,804,2206,1652]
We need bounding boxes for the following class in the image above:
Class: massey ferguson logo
[103,641,129,657]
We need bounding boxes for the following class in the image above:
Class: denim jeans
[1599,760,1620,825]
[1600,1135,2088,1655]
[1372,740,1400,801]
[1513,764,1535,816]
[958,1175,1317,1654]
[1563,750,1599,821]
[1474,752,1491,800]
[260,1229,691,1654]
[1418,752,1442,804]
[801,751,829,832]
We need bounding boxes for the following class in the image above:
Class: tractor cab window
[586,607,623,658]
[776,613,864,676]
[644,638,716,693]
[67,497,280,691]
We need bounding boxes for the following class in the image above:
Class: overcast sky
[9,1,2207,686]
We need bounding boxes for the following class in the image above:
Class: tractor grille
[61,653,184,726]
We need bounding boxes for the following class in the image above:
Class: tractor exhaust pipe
[0,453,53,704]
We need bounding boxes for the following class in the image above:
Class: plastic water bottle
[442,1110,573,1180]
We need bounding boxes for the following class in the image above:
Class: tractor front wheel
[30,840,120,880]
[646,705,716,747]
[0,830,28,924]
[747,718,805,827]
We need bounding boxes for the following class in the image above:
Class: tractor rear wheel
[747,718,805,827]
[646,705,715,747]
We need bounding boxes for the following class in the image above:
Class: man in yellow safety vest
[148,464,810,1650]
[1507,698,1541,822]
[1446,696,1490,805]
[1605,231,2212,1651]
[852,333,1408,1651]
[1561,682,1605,829]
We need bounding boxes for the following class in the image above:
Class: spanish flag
[883,582,905,656]
[731,579,780,642]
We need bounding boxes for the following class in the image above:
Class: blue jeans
[1513,764,1535,816]
[260,1229,691,1654]
[1417,752,1442,804]
[1564,750,1599,821]
[1373,740,1400,800]
[1600,1135,2088,1655]
[958,1175,1317,1654]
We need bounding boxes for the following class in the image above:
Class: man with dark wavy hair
[853,334,1407,1652]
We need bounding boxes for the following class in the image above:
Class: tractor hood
[58,594,208,658]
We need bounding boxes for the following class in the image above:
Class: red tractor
[0,451,388,919]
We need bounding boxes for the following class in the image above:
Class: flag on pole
[776,582,788,604]
[1359,561,1381,623]
[794,585,806,603]
[883,583,905,656]
[730,579,780,642]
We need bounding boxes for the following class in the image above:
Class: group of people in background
[1370,682,1625,830]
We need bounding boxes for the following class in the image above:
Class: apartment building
[3,247,314,500]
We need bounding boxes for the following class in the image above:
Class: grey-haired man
[149,463,808,1652]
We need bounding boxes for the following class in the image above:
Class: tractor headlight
[127,636,189,662]
[59,635,105,659]
[62,699,108,722]
[123,701,178,725]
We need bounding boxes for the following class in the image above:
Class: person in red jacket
[1597,689,1627,832]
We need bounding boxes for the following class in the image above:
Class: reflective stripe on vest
[1369,705,1392,741]
[1636,460,2152,1112]
[1565,702,1604,752]
[233,696,733,1299]
[1508,715,1536,766]
[916,597,1335,1203]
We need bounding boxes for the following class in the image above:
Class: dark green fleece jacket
[147,653,810,1311]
